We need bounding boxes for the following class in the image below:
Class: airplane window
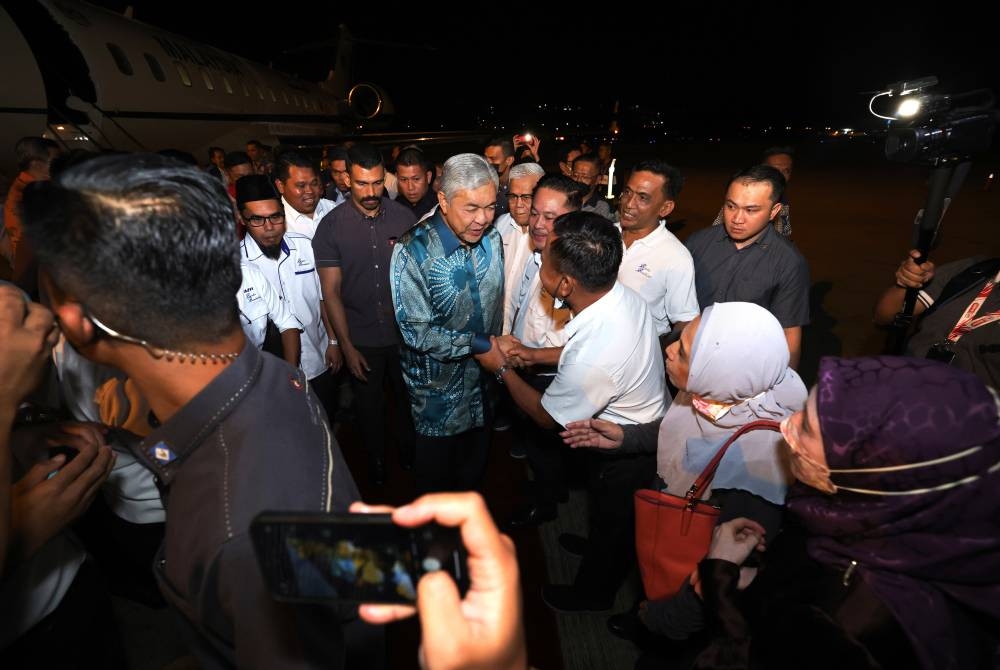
[222,76,233,94]
[176,63,192,87]
[255,85,264,100]
[144,53,166,82]
[201,70,214,91]
[269,89,277,103]
[107,43,133,76]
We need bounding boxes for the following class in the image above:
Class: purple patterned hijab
[787,356,1000,670]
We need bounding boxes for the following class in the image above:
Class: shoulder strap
[686,419,782,502]
[925,258,1000,317]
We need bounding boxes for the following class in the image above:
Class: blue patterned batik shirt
[390,211,504,436]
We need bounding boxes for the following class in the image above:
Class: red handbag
[634,419,781,600]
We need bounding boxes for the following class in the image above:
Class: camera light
[897,97,923,118]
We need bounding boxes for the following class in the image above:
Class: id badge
[926,342,957,365]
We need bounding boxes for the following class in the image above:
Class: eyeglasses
[507,193,533,203]
[571,172,597,182]
[243,212,286,227]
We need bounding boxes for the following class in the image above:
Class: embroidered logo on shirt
[242,286,259,302]
[150,441,177,464]
[635,263,653,278]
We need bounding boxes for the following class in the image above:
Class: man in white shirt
[476,212,668,612]
[617,159,699,343]
[237,262,301,364]
[274,152,337,238]
[237,175,339,420]
[497,162,545,333]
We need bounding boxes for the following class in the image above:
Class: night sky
[88,1,997,132]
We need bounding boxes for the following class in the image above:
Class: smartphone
[251,511,469,605]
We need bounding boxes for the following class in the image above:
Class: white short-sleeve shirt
[616,222,700,335]
[496,213,535,334]
[282,196,337,238]
[237,262,302,349]
[541,282,668,427]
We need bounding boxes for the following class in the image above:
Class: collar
[618,221,667,248]
[564,281,623,339]
[282,196,333,222]
[583,190,604,208]
[716,219,774,249]
[429,211,466,257]
[396,189,437,210]
[135,341,261,486]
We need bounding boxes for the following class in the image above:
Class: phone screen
[251,512,467,604]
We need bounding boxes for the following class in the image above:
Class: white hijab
[656,302,807,504]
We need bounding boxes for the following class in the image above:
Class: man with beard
[237,175,340,420]
[274,152,337,238]
[313,144,417,484]
[390,154,503,493]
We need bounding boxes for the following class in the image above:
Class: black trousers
[350,345,415,464]
[573,451,657,602]
[308,368,340,428]
[414,428,490,494]
[516,371,566,506]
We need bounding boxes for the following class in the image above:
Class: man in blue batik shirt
[390,153,503,493]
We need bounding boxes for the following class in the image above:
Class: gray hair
[440,153,499,200]
[509,162,545,181]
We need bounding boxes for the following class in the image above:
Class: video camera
[871,76,997,164]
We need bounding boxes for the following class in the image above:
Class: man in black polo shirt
[314,143,417,485]
[394,147,438,221]
[685,165,809,368]
[22,153,365,669]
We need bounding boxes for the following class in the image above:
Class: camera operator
[874,249,1000,387]
[355,492,528,670]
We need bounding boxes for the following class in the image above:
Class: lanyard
[946,271,1000,343]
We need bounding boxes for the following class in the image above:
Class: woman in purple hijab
[696,356,1000,670]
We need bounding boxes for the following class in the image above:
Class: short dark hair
[328,147,349,164]
[761,145,794,161]
[549,211,622,292]
[15,136,58,171]
[727,165,786,204]
[224,151,251,169]
[571,153,601,172]
[247,139,264,149]
[158,148,198,166]
[274,151,316,182]
[630,159,684,200]
[534,174,587,211]
[486,137,514,158]
[22,153,241,348]
[395,147,431,173]
[559,143,580,163]
[346,143,384,171]
[208,146,224,159]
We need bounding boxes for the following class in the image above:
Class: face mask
[780,416,837,494]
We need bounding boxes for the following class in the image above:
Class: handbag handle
[684,419,782,505]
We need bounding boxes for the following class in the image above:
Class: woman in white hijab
[562,302,807,643]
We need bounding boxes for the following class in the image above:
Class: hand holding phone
[355,493,527,670]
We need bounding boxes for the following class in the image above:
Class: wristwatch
[495,364,510,384]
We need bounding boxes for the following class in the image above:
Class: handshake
[473,334,540,374]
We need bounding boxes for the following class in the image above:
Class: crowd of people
[0,133,997,670]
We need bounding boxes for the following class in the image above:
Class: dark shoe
[369,457,386,486]
[607,611,647,643]
[508,441,526,459]
[506,502,556,529]
[558,532,589,557]
[493,413,512,432]
[541,584,613,614]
